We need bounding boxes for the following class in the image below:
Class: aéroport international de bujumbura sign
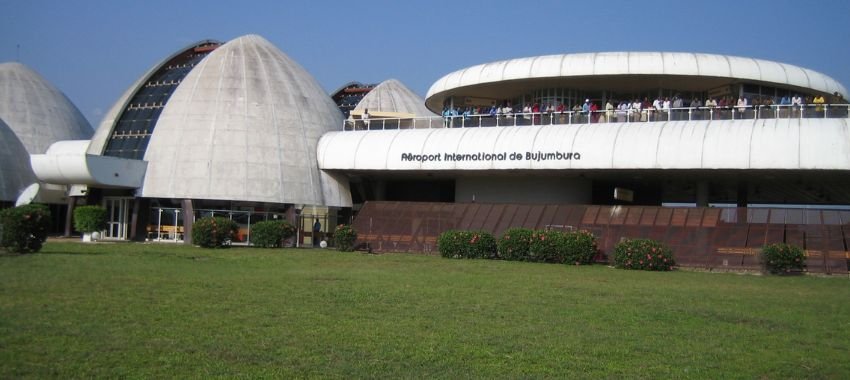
[401,151,581,163]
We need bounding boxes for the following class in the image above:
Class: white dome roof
[0,62,92,154]
[355,79,437,117]
[139,34,350,206]
[426,52,848,111]
[0,117,36,202]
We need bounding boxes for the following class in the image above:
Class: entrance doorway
[103,197,131,240]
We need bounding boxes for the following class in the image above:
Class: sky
[2,0,849,127]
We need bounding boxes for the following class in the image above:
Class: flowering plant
[612,238,675,271]
[437,230,496,259]
[761,243,806,274]
[333,224,358,252]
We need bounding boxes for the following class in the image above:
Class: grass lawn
[1,242,849,378]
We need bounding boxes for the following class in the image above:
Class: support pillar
[129,198,140,241]
[181,199,194,245]
[64,196,77,237]
[696,181,710,207]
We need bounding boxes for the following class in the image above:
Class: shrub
[762,243,806,274]
[438,230,496,259]
[612,238,675,271]
[562,230,599,265]
[0,204,51,254]
[250,220,295,248]
[191,216,237,248]
[73,205,107,233]
[333,224,358,252]
[529,230,568,263]
[498,228,534,261]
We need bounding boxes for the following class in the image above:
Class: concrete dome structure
[0,117,35,202]
[0,62,92,154]
[354,79,437,117]
[137,34,350,206]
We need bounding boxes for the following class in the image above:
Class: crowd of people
[440,92,845,126]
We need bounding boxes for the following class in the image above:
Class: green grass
[1,242,849,378]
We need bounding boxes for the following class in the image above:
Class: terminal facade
[2,37,848,246]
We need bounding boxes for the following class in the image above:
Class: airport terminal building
[3,35,849,264]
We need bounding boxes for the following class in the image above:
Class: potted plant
[73,205,108,242]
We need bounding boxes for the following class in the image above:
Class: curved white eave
[425,52,848,109]
[31,140,147,188]
[317,118,850,172]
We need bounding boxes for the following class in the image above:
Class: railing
[342,104,850,131]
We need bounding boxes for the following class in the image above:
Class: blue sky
[2,0,849,126]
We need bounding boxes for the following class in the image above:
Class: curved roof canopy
[353,79,437,117]
[0,117,35,202]
[139,34,350,207]
[425,52,848,112]
[318,118,850,172]
[0,62,92,154]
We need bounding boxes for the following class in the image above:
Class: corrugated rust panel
[561,206,581,230]
[538,205,560,229]
[609,206,627,225]
[686,208,704,227]
[351,201,850,273]
[656,208,673,226]
[746,225,767,248]
[581,206,599,225]
[522,205,545,228]
[785,209,804,224]
[483,204,506,234]
[702,208,720,227]
[805,209,823,225]
[822,210,841,225]
[470,204,494,230]
[459,203,481,230]
[640,207,658,226]
[748,208,769,224]
[670,208,688,226]
[768,208,787,224]
[596,206,613,225]
[544,205,570,230]
[624,207,642,225]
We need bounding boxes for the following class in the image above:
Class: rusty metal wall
[352,201,850,275]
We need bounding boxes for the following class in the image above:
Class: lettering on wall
[400,151,581,163]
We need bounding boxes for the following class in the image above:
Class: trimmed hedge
[562,230,598,265]
[497,228,534,261]
[612,238,675,271]
[0,204,51,254]
[333,224,358,252]
[438,230,497,259]
[762,243,806,274]
[527,229,597,264]
[191,216,238,248]
[73,205,107,233]
[250,220,295,248]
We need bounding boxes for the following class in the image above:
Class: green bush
[498,228,534,261]
[250,220,295,248]
[612,239,675,271]
[529,230,568,263]
[73,205,107,233]
[333,224,358,252]
[0,204,51,254]
[762,243,806,274]
[562,230,599,265]
[438,230,496,259]
[191,216,238,248]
